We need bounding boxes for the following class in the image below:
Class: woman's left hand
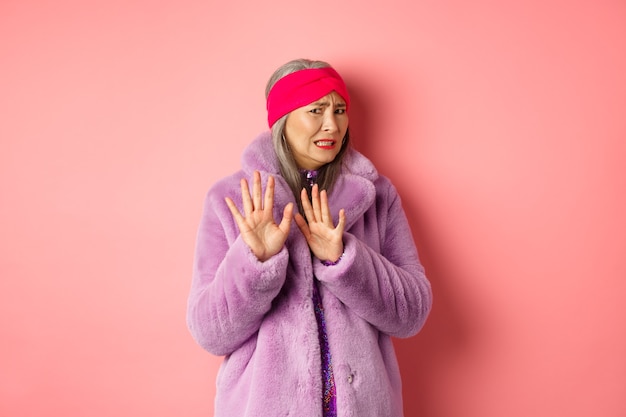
[295,184,345,263]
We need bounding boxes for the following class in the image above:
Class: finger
[294,212,311,240]
[336,208,346,233]
[240,178,253,216]
[320,189,332,225]
[300,188,314,222]
[225,197,246,229]
[264,175,275,220]
[278,202,294,235]
[311,184,322,222]
[252,170,262,210]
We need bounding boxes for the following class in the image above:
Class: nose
[322,111,338,133]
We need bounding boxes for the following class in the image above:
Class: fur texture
[187,132,432,417]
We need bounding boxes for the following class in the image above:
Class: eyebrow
[310,100,346,107]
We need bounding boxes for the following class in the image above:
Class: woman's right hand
[225,171,294,262]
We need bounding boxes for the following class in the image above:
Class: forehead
[309,91,347,106]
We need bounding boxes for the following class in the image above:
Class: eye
[309,108,323,114]
[334,108,346,115]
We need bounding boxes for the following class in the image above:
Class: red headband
[266,67,350,128]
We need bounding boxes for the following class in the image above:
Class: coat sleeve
[186,185,289,356]
[313,179,432,338]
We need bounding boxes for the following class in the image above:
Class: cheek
[303,115,322,132]
[286,114,317,137]
[341,117,350,133]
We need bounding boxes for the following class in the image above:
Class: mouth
[314,139,337,149]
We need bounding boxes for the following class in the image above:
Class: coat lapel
[327,173,376,230]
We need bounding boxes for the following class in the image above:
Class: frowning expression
[283,91,349,170]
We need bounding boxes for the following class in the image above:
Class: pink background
[2,1,625,416]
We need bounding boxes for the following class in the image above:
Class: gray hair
[265,59,351,212]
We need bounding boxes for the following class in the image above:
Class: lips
[314,139,336,149]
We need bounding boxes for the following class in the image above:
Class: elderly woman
[187,59,432,417]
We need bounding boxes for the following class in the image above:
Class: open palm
[225,171,293,262]
[295,184,345,263]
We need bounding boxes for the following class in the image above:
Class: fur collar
[241,132,379,230]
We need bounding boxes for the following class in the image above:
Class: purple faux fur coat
[187,132,432,417]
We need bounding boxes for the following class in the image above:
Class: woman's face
[283,91,349,170]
